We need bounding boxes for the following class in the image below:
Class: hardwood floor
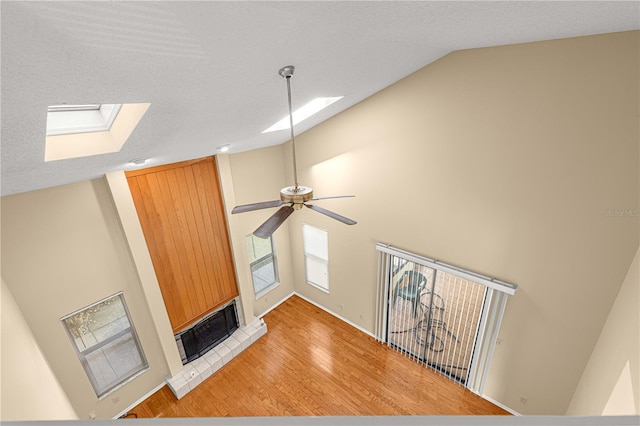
[131,295,510,417]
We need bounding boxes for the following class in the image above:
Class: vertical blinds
[375,243,517,395]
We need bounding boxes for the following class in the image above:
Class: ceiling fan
[231,65,357,239]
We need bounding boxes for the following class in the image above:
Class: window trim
[246,234,280,299]
[60,292,149,399]
[46,104,122,136]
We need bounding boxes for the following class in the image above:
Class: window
[44,102,150,162]
[302,223,329,292]
[61,292,148,398]
[46,104,122,136]
[246,234,279,298]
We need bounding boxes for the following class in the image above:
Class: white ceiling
[1,1,638,196]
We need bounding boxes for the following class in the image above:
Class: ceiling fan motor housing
[280,186,313,209]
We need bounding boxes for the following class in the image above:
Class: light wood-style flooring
[131,295,509,417]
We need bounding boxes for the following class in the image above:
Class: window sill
[255,282,280,300]
[307,282,329,294]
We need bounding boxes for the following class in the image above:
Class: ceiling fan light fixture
[261,96,343,133]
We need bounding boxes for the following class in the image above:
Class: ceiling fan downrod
[279,65,300,191]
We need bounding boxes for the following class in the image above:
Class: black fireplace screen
[176,301,238,364]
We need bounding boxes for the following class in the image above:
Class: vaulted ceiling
[1,1,638,195]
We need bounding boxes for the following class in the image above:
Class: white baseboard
[256,291,296,318]
[292,292,376,339]
[113,295,521,420]
[114,381,165,419]
[270,292,518,415]
[244,292,518,417]
[482,394,521,416]
[257,291,376,338]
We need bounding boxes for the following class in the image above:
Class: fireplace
[166,299,267,399]
[175,300,239,365]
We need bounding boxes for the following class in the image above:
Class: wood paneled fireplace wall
[126,156,239,333]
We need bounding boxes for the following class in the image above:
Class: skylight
[262,96,343,133]
[46,104,122,136]
[44,103,150,162]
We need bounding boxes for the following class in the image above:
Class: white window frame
[246,234,279,299]
[302,223,329,293]
[61,292,149,399]
[46,104,122,136]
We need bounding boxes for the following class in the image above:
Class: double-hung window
[302,223,329,292]
[246,234,279,298]
[61,292,148,398]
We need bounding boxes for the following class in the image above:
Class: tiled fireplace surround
[166,298,267,399]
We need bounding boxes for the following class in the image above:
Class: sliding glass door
[387,257,486,385]
[375,243,516,395]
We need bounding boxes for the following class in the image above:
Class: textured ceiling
[1,1,638,196]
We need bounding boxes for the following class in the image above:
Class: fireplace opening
[175,300,239,365]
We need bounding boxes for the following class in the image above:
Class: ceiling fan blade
[253,205,295,238]
[232,200,283,214]
[305,204,357,225]
[310,195,355,201]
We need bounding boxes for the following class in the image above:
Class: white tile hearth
[166,317,267,399]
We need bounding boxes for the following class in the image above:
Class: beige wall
[1,278,78,420]
[0,30,637,419]
[566,247,639,415]
[0,179,171,420]
[221,148,296,318]
[226,31,639,414]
